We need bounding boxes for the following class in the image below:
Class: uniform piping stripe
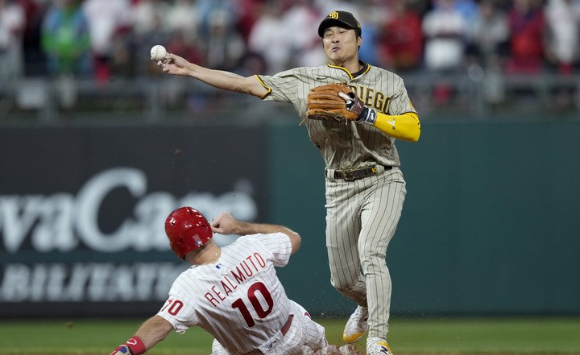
[254,75,272,99]
[327,64,354,80]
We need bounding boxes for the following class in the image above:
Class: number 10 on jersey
[232,281,274,327]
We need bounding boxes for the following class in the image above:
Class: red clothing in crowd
[505,5,545,74]
[378,4,423,71]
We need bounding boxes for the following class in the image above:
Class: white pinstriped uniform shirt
[157,234,293,354]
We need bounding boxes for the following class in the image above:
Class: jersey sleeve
[156,276,199,334]
[252,232,293,267]
[388,75,417,116]
[256,69,301,103]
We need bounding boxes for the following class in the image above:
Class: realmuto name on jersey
[204,252,267,307]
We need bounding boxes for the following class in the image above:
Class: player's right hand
[160,54,192,76]
[211,212,239,235]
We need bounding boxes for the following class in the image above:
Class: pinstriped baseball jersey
[257,63,417,170]
[157,233,295,354]
[257,62,415,341]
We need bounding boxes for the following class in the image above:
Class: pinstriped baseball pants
[325,166,406,339]
[210,301,326,354]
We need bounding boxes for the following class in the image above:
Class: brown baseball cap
[318,10,362,38]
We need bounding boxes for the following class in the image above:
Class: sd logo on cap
[318,10,362,37]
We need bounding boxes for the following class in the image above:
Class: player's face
[322,27,361,65]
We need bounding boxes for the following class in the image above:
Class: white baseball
[150,45,167,61]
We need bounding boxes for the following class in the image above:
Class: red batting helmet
[165,207,213,260]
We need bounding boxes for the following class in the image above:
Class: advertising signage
[0,126,268,317]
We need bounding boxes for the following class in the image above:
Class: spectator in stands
[544,0,580,75]
[422,0,468,105]
[504,0,546,74]
[377,0,424,72]
[205,8,245,71]
[452,0,479,49]
[315,0,359,18]
[453,0,479,26]
[164,0,203,71]
[248,2,292,74]
[234,50,268,77]
[494,0,514,12]
[469,0,509,69]
[0,0,25,83]
[129,0,171,76]
[18,0,46,76]
[406,0,432,17]
[282,0,325,68]
[130,0,169,38]
[108,30,138,78]
[233,0,263,44]
[41,0,91,77]
[165,0,199,46]
[197,0,235,39]
[83,0,132,82]
[165,29,204,68]
[356,4,381,67]
[422,0,468,72]
[466,0,509,105]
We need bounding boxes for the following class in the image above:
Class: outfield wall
[269,121,580,316]
[1,122,579,318]
[0,127,270,317]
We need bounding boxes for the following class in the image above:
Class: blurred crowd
[1,0,580,85]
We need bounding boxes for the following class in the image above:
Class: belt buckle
[342,167,358,181]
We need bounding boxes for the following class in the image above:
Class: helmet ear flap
[171,236,186,260]
[165,207,213,259]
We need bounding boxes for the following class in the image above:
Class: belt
[281,314,294,336]
[242,314,294,355]
[328,165,392,181]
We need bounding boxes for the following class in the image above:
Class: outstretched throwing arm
[158,54,268,98]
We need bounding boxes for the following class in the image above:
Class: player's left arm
[109,315,173,355]
[369,111,421,142]
[342,94,421,141]
[341,81,421,142]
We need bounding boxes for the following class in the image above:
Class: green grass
[389,318,580,354]
[0,317,579,354]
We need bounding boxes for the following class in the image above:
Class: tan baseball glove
[306,83,365,122]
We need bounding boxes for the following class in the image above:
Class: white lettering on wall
[0,167,258,253]
[0,263,185,302]
[76,168,148,251]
